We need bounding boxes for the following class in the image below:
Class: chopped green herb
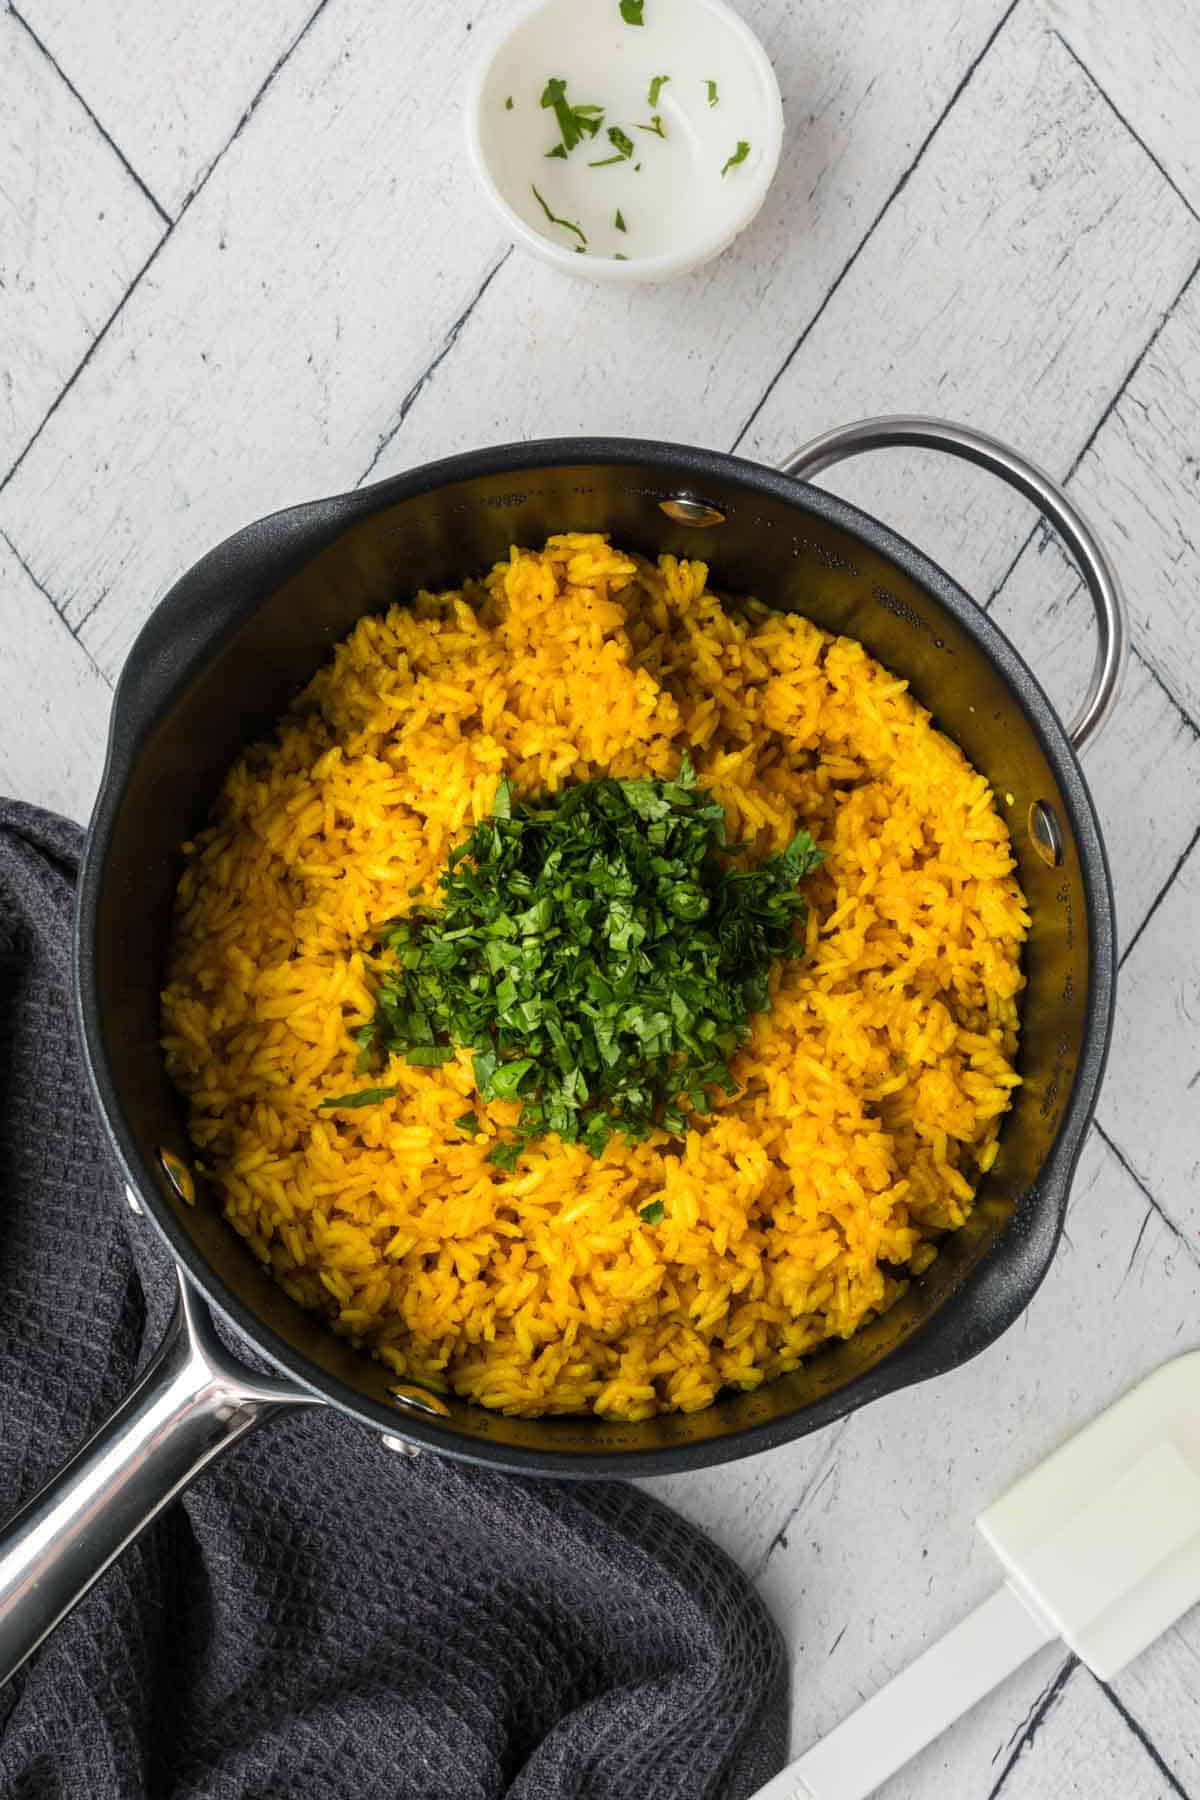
[361,758,823,1160]
[614,253,629,260]
[454,1111,481,1135]
[615,208,627,232]
[705,79,719,106]
[634,161,642,172]
[648,74,669,106]
[619,0,644,22]
[530,183,588,249]
[540,76,605,155]
[588,124,636,166]
[639,1199,666,1225]
[505,95,514,110]
[635,114,666,138]
[546,143,568,160]
[318,1084,399,1111]
[721,139,751,176]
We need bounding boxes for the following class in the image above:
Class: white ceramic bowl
[466,0,783,285]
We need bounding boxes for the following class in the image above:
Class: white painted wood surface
[3,1,1199,1792]
[739,6,1200,606]
[0,7,163,476]
[13,0,321,217]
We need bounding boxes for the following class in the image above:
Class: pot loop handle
[779,416,1129,752]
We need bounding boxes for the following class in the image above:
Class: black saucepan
[0,417,1125,1684]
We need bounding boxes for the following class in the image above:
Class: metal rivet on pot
[159,1147,197,1206]
[124,1185,144,1218]
[1028,800,1064,868]
[659,495,726,528]
[388,1383,451,1419]
[381,1433,422,1458]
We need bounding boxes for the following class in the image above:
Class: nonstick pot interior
[77,440,1114,1474]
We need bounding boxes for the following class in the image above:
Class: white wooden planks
[0,8,163,482]
[1115,1621,1200,1797]
[0,0,517,685]
[985,1664,1182,1800]
[990,548,1200,947]
[12,0,324,217]
[369,0,1013,474]
[1049,0,1200,215]
[1102,842,1200,1243]
[0,534,111,822]
[1037,271,1200,730]
[739,7,1200,613]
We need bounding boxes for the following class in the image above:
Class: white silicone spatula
[752,1351,1200,1800]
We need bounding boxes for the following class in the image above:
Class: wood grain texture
[13,0,322,216]
[990,549,1200,946]
[0,8,163,482]
[0,534,111,822]
[1115,1623,1200,1797]
[1035,270,1200,730]
[739,7,1200,611]
[988,1664,1182,1799]
[1101,840,1200,1244]
[1049,0,1200,216]
[0,0,517,684]
[368,0,1012,474]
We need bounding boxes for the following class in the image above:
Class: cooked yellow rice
[162,534,1028,1420]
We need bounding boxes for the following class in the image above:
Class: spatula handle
[752,1583,1056,1800]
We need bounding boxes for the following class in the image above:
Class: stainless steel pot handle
[0,1266,315,1690]
[779,416,1129,751]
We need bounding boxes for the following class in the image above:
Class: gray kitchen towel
[0,798,787,1800]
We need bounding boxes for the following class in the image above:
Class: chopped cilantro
[648,74,669,106]
[620,0,644,22]
[589,125,636,166]
[639,1200,666,1225]
[505,95,514,110]
[721,140,750,176]
[454,1111,481,1135]
[615,208,627,232]
[635,114,666,138]
[362,759,823,1160]
[318,1084,399,1110]
[540,76,604,156]
[705,79,719,107]
[531,184,587,249]
[614,253,629,260]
